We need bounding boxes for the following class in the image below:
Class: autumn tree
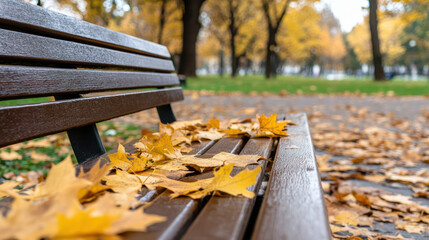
[347,15,405,67]
[260,0,291,78]
[276,4,321,70]
[204,0,258,77]
[369,0,386,80]
[318,7,346,73]
[178,0,206,77]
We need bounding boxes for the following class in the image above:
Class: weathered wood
[0,88,183,147]
[0,0,170,58]
[182,138,273,240]
[0,29,174,71]
[251,113,331,240]
[0,66,179,100]
[123,137,245,240]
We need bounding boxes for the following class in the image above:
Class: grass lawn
[185,75,429,96]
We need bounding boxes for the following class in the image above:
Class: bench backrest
[0,0,183,163]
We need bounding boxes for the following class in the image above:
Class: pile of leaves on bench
[0,114,293,239]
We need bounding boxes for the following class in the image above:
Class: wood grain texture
[251,113,331,240]
[182,138,273,240]
[123,137,244,240]
[0,29,174,71]
[0,66,179,99]
[0,0,170,58]
[0,88,183,147]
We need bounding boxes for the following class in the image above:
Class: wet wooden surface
[0,66,179,100]
[0,29,174,71]
[182,138,273,240]
[123,137,245,240]
[0,0,170,58]
[251,113,331,240]
[0,88,183,147]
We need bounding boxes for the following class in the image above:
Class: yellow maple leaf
[206,118,220,129]
[0,181,20,198]
[225,128,246,137]
[108,144,132,171]
[55,202,120,238]
[106,209,167,234]
[177,152,265,172]
[196,129,225,141]
[31,156,92,200]
[331,210,360,226]
[104,170,142,193]
[187,164,261,199]
[256,114,289,137]
[146,133,182,161]
[128,155,149,173]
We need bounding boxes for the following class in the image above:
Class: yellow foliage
[348,15,405,65]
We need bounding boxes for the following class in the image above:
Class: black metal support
[156,104,177,124]
[54,94,106,164]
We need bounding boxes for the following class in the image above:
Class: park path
[116,92,429,239]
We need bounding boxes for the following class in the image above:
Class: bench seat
[0,1,330,238]
[78,113,331,240]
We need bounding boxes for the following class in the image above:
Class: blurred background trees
[28,0,429,80]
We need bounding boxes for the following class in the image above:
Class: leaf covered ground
[1,92,429,239]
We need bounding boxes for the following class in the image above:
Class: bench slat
[0,88,183,147]
[182,138,273,240]
[123,137,245,240]
[251,113,331,240]
[0,66,179,100]
[0,28,174,72]
[0,0,170,58]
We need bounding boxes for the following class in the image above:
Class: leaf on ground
[0,150,22,160]
[30,151,51,163]
[331,210,360,226]
[0,181,20,198]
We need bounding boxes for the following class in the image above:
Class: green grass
[184,75,429,96]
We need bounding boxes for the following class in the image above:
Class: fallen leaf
[0,150,22,160]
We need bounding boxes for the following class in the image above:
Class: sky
[319,0,369,33]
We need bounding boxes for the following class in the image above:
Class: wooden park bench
[0,0,331,239]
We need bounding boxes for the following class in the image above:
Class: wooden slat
[0,88,183,147]
[0,0,170,58]
[0,28,174,72]
[0,66,179,99]
[123,137,245,240]
[182,138,273,240]
[251,113,331,240]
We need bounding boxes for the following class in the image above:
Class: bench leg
[156,104,177,124]
[55,94,106,164]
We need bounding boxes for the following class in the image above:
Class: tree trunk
[178,0,205,77]
[218,48,224,76]
[228,0,238,78]
[157,0,167,44]
[369,0,386,81]
[265,29,276,79]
